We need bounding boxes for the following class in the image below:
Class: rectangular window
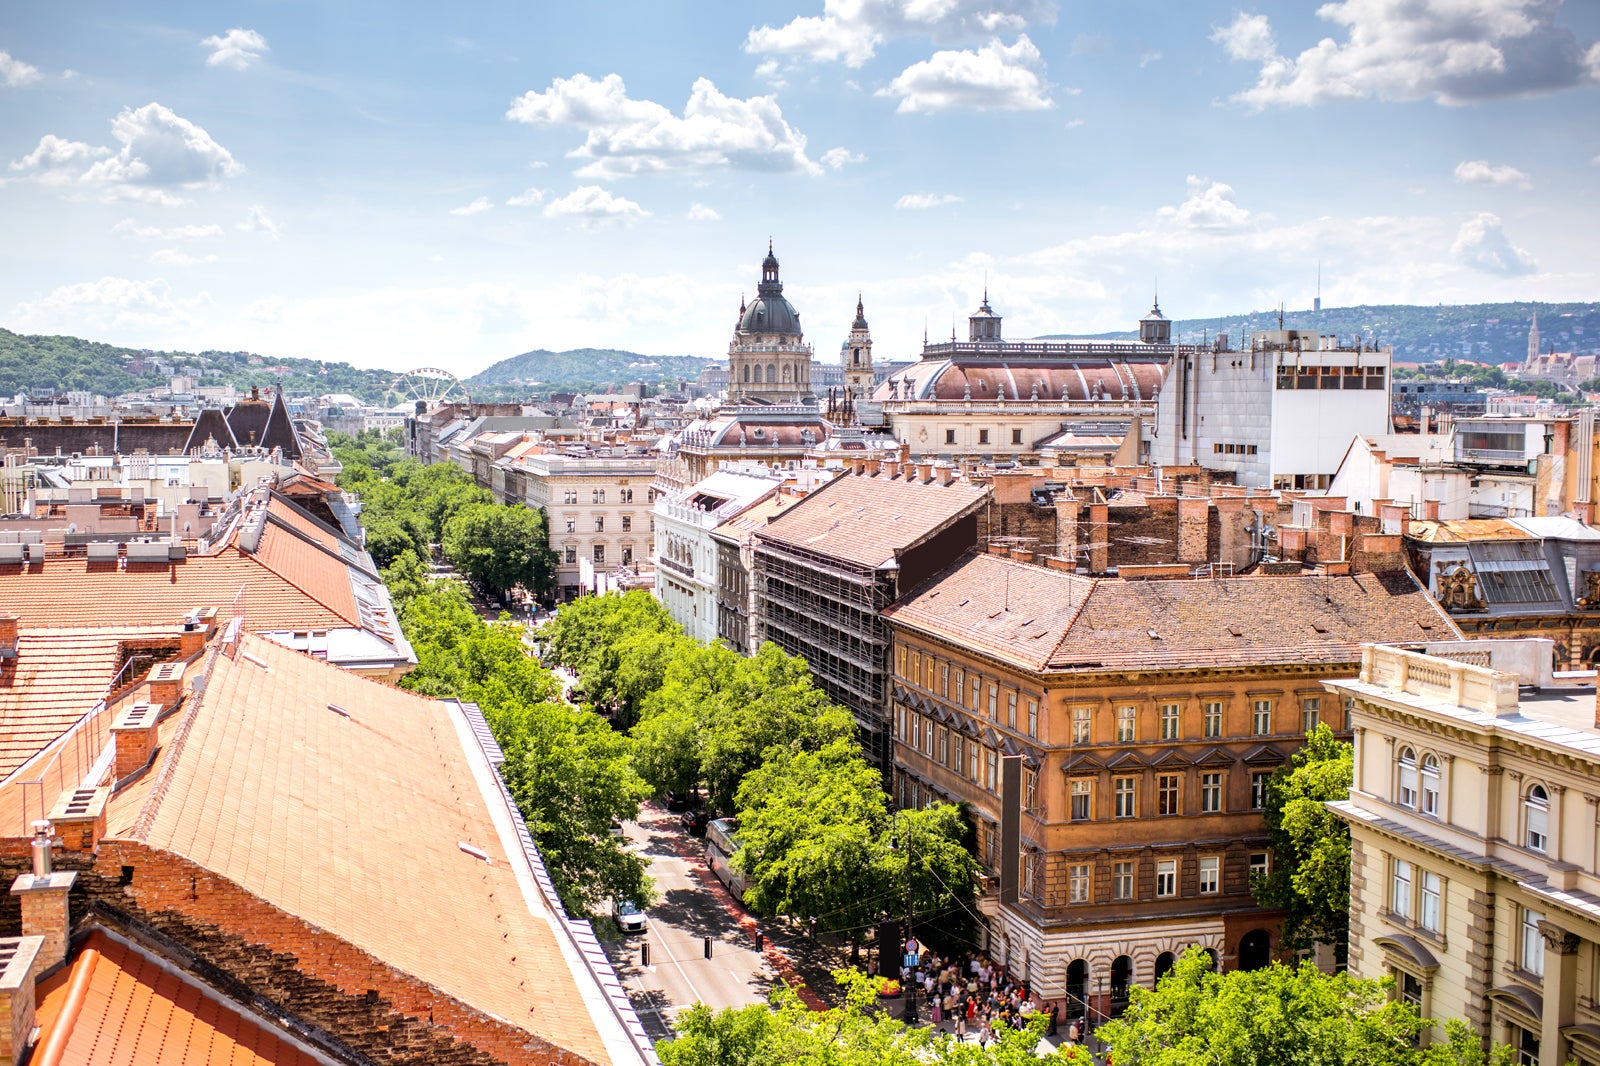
[897,646,907,677]
[1399,972,1423,1012]
[911,715,921,751]
[1022,851,1035,898]
[565,517,576,533]
[1112,861,1134,900]
[953,667,963,697]
[1072,706,1092,744]
[593,544,605,564]
[1027,699,1038,738]
[1159,703,1180,740]
[1522,907,1545,976]
[1011,428,1023,445]
[1198,856,1220,894]
[924,719,935,757]
[1157,774,1180,816]
[564,546,577,564]
[1114,776,1137,819]
[1253,699,1272,735]
[1203,701,1223,738]
[1419,870,1441,934]
[1116,705,1136,742]
[1007,692,1018,729]
[970,744,980,783]
[988,684,998,719]
[1251,771,1271,810]
[594,516,604,532]
[979,429,990,445]
[1249,852,1270,880]
[1391,858,1413,920]
[945,428,956,445]
[986,749,998,792]
[951,735,963,772]
[1301,697,1320,733]
[970,677,980,712]
[1421,758,1440,816]
[940,663,949,697]
[1069,864,1090,903]
[621,515,631,532]
[1024,769,1037,812]
[1070,780,1092,821]
[1201,772,1222,813]
[1156,859,1177,898]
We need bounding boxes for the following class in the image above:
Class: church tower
[968,289,1002,343]
[1528,311,1541,364]
[727,243,813,405]
[841,294,874,398]
[1139,296,1172,344]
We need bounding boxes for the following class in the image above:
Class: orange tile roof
[35,928,323,1066]
[116,633,612,1063]
[756,469,987,569]
[249,522,361,623]
[887,552,1462,672]
[0,628,135,778]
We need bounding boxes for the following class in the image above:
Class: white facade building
[1151,329,1391,490]
[654,468,787,644]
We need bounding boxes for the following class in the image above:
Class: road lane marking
[645,916,705,1004]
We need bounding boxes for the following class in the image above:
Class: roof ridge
[1044,573,1099,666]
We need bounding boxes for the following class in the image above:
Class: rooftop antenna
[1314,260,1322,314]
[1277,302,1285,329]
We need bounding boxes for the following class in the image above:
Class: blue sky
[2,1,1597,375]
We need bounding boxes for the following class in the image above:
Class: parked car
[681,809,709,837]
[663,788,697,811]
[608,819,626,839]
[613,898,647,934]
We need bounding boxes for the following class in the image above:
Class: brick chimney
[883,458,900,479]
[47,787,108,853]
[111,702,161,782]
[147,662,184,709]
[10,822,75,975]
[0,936,42,1066]
[935,461,955,486]
[0,616,16,662]
[917,460,934,482]
[179,607,217,658]
[898,441,911,466]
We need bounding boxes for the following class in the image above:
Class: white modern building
[1151,329,1391,490]
[654,467,789,643]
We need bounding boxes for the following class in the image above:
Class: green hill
[465,348,714,392]
[1050,301,1599,365]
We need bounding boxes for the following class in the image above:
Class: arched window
[1154,952,1176,987]
[766,363,777,383]
[1110,956,1132,1003]
[1397,747,1418,809]
[1526,784,1550,852]
[743,365,750,382]
[1420,754,1440,816]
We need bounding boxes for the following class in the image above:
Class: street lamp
[890,811,918,1024]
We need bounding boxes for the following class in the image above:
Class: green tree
[884,802,983,957]
[1097,948,1518,1066]
[1252,724,1354,961]
[442,501,556,599]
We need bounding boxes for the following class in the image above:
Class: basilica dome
[737,246,802,337]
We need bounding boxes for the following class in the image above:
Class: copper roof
[886,553,1461,672]
[872,358,1166,403]
[34,928,323,1066]
[113,633,613,1063]
[755,468,987,569]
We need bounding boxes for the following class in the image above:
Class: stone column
[1538,921,1580,1066]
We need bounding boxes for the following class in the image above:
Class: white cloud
[450,196,495,216]
[150,248,219,266]
[687,202,721,221]
[542,185,648,225]
[1157,176,1254,231]
[1454,159,1532,189]
[237,204,280,239]
[201,28,268,71]
[506,187,547,207]
[508,73,819,179]
[895,193,964,209]
[745,0,1055,67]
[1139,51,1163,67]
[1211,13,1277,62]
[0,49,42,87]
[10,276,204,333]
[243,296,284,323]
[754,59,787,88]
[10,103,242,205]
[1064,118,1085,129]
[113,219,224,240]
[880,36,1052,113]
[821,147,865,169]
[1217,0,1600,108]
[1451,211,1538,274]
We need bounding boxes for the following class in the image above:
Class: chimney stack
[898,441,911,466]
[917,460,934,482]
[0,936,43,1066]
[10,822,75,975]
[883,458,900,479]
[179,607,217,658]
[147,662,184,709]
[0,616,16,662]
[936,461,955,486]
[112,702,161,782]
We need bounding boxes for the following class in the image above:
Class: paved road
[604,804,777,1043]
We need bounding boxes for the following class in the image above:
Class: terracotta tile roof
[755,469,987,569]
[117,634,612,1063]
[35,928,323,1066]
[1406,518,1536,544]
[0,627,168,778]
[887,552,1461,672]
[0,552,350,632]
[249,522,361,622]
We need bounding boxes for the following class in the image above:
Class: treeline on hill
[541,592,981,959]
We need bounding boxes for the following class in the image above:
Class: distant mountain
[1047,301,1599,366]
[466,348,715,392]
[0,328,400,403]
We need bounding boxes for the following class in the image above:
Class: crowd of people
[898,936,1077,1046]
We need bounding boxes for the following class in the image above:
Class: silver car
[613,898,646,934]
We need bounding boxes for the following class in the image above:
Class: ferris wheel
[392,367,465,406]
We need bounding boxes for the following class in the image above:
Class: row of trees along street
[333,434,1528,1063]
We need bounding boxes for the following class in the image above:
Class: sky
[1,1,1597,377]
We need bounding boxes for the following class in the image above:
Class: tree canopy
[1251,724,1354,960]
[443,501,556,599]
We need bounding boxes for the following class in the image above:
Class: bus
[704,817,750,903]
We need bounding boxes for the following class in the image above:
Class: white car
[613,898,647,934]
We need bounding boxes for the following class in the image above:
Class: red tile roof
[112,633,613,1064]
[755,468,987,569]
[34,928,323,1066]
[887,552,1462,672]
